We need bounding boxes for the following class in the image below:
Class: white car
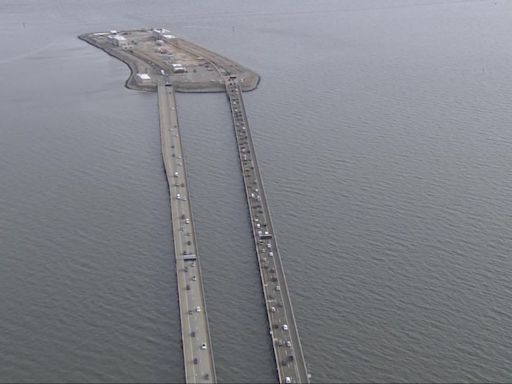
[282,324,288,331]
[195,306,201,312]
[285,377,291,384]
[201,343,207,350]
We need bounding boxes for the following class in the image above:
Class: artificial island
[79,28,309,384]
[79,28,259,92]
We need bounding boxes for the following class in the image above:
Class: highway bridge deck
[158,82,216,384]
[84,29,310,383]
[225,77,310,384]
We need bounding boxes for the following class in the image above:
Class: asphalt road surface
[158,82,216,384]
[226,78,309,384]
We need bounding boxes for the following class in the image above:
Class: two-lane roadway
[158,81,216,384]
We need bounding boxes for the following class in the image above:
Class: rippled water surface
[1,0,512,382]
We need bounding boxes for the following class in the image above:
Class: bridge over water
[158,82,216,383]
[225,77,310,384]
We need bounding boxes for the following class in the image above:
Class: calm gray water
[1,0,512,382]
